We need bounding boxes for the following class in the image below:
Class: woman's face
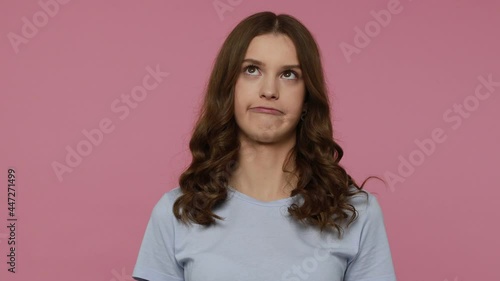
[233,33,306,145]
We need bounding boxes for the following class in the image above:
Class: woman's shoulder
[164,186,183,201]
[154,186,183,205]
[345,184,384,218]
[148,186,184,220]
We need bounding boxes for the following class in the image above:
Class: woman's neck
[228,135,298,201]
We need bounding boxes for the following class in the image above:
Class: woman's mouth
[249,107,284,115]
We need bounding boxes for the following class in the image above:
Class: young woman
[132,11,396,281]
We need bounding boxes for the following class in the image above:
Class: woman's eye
[244,65,260,76]
[282,70,298,80]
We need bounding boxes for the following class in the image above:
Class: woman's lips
[249,107,283,115]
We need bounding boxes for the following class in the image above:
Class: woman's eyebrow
[242,58,301,71]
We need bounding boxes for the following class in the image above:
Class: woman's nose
[260,77,279,99]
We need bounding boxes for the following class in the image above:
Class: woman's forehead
[243,34,300,67]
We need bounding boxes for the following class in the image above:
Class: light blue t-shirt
[132,185,397,281]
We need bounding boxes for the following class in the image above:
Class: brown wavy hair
[172,11,384,239]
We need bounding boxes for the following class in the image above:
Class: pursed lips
[249,107,284,115]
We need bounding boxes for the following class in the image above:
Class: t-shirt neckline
[227,185,299,207]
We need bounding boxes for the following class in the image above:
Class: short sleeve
[132,192,184,281]
[344,194,397,281]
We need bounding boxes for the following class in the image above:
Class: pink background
[1,0,499,280]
